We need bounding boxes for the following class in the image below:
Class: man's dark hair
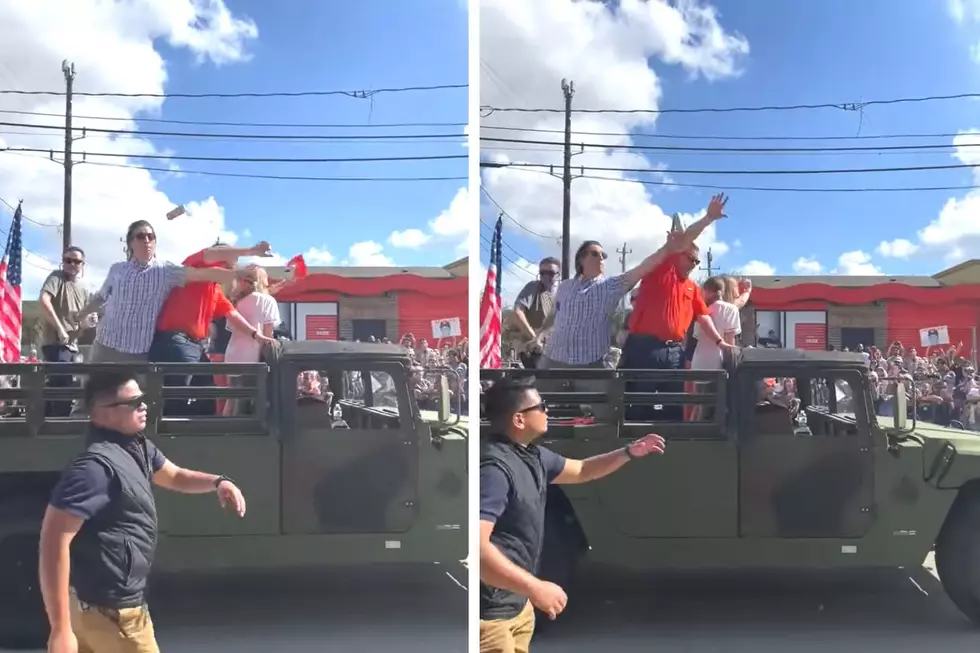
[483,376,536,422]
[573,240,603,277]
[84,371,139,409]
[539,256,560,269]
[928,328,939,337]
[64,245,85,258]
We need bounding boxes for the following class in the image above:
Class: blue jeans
[148,331,204,416]
[621,333,684,421]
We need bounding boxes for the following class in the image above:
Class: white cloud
[430,186,470,238]
[833,250,883,275]
[951,0,969,23]
[738,260,775,275]
[347,241,394,266]
[480,0,748,275]
[478,257,538,308]
[388,228,432,249]
[0,0,257,296]
[876,238,919,258]
[792,256,822,274]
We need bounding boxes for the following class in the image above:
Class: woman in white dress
[690,276,741,419]
[223,264,280,416]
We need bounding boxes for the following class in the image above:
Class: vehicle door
[737,366,876,538]
[280,361,419,535]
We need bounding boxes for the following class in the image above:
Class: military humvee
[0,340,467,647]
[481,348,980,626]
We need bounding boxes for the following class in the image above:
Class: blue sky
[479,0,980,290]
[136,0,468,268]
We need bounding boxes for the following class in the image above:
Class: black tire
[0,532,49,649]
[936,489,980,626]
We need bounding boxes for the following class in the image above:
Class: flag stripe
[0,203,23,363]
[479,216,503,369]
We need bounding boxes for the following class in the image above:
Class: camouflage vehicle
[0,340,467,647]
[481,348,980,626]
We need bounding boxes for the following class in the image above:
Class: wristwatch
[250,330,258,340]
[623,444,636,461]
[715,337,723,346]
[214,475,234,489]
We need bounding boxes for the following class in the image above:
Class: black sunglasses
[102,394,147,410]
[63,257,84,265]
[585,250,608,260]
[132,232,156,242]
[518,399,548,414]
[539,270,557,277]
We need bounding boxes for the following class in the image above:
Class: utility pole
[62,60,75,251]
[700,248,714,277]
[616,242,631,273]
[560,78,574,279]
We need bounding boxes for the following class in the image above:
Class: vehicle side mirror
[892,381,907,430]
[437,374,451,423]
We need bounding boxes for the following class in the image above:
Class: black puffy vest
[70,427,158,609]
[479,434,548,620]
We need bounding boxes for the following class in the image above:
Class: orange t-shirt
[155,250,234,341]
[628,256,709,342]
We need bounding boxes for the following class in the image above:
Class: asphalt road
[531,557,980,652]
[1,565,467,652]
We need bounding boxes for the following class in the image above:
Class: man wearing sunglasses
[479,377,665,652]
[513,257,559,369]
[38,247,100,416]
[38,371,246,653]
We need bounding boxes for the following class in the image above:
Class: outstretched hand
[705,193,728,221]
[627,433,666,458]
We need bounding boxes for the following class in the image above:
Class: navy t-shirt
[49,440,167,520]
[479,445,566,523]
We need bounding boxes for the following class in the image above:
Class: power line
[484,160,980,176]
[480,217,535,262]
[3,147,466,164]
[83,160,468,183]
[0,82,467,99]
[479,232,534,277]
[509,166,980,193]
[482,123,973,142]
[481,91,980,116]
[0,119,466,141]
[479,186,551,240]
[0,195,60,228]
[481,135,977,154]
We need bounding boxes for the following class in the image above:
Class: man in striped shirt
[83,221,242,363]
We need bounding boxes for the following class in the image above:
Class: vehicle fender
[545,485,588,555]
[924,437,980,489]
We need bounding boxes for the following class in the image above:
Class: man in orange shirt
[623,194,732,421]
[150,241,276,415]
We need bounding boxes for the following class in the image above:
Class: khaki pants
[480,600,535,653]
[71,594,160,653]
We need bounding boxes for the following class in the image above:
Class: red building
[744,260,980,361]
[268,257,468,344]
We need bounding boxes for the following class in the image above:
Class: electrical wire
[480,232,534,277]
[481,135,977,154]
[0,119,466,141]
[479,186,551,239]
[0,108,467,130]
[480,218,535,262]
[2,147,466,164]
[483,160,980,176]
[83,159,468,183]
[0,83,467,99]
[481,91,980,116]
[0,195,60,228]
[481,123,972,142]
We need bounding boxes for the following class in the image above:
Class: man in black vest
[38,371,247,653]
[479,377,665,652]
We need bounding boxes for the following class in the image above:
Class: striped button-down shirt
[544,274,630,365]
[94,259,187,354]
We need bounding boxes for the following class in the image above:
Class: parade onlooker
[223,265,280,416]
[38,246,98,416]
[479,377,665,652]
[623,193,733,421]
[513,257,559,369]
[83,220,241,363]
[38,371,245,653]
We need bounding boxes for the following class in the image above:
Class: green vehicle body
[480,348,980,625]
[0,340,467,646]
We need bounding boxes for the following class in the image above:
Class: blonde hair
[722,276,740,303]
[236,264,270,300]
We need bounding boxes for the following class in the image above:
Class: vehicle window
[342,369,402,428]
[752,376,805,436]
[751,374,862,438]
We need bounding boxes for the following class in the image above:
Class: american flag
[479,215,503,368]
[0,202,23,363]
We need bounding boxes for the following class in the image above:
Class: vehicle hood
[420,410,468,439]
[876,415,980,488]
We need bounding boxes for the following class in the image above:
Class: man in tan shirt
[39,246,97,415]
[512,257,559,369]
